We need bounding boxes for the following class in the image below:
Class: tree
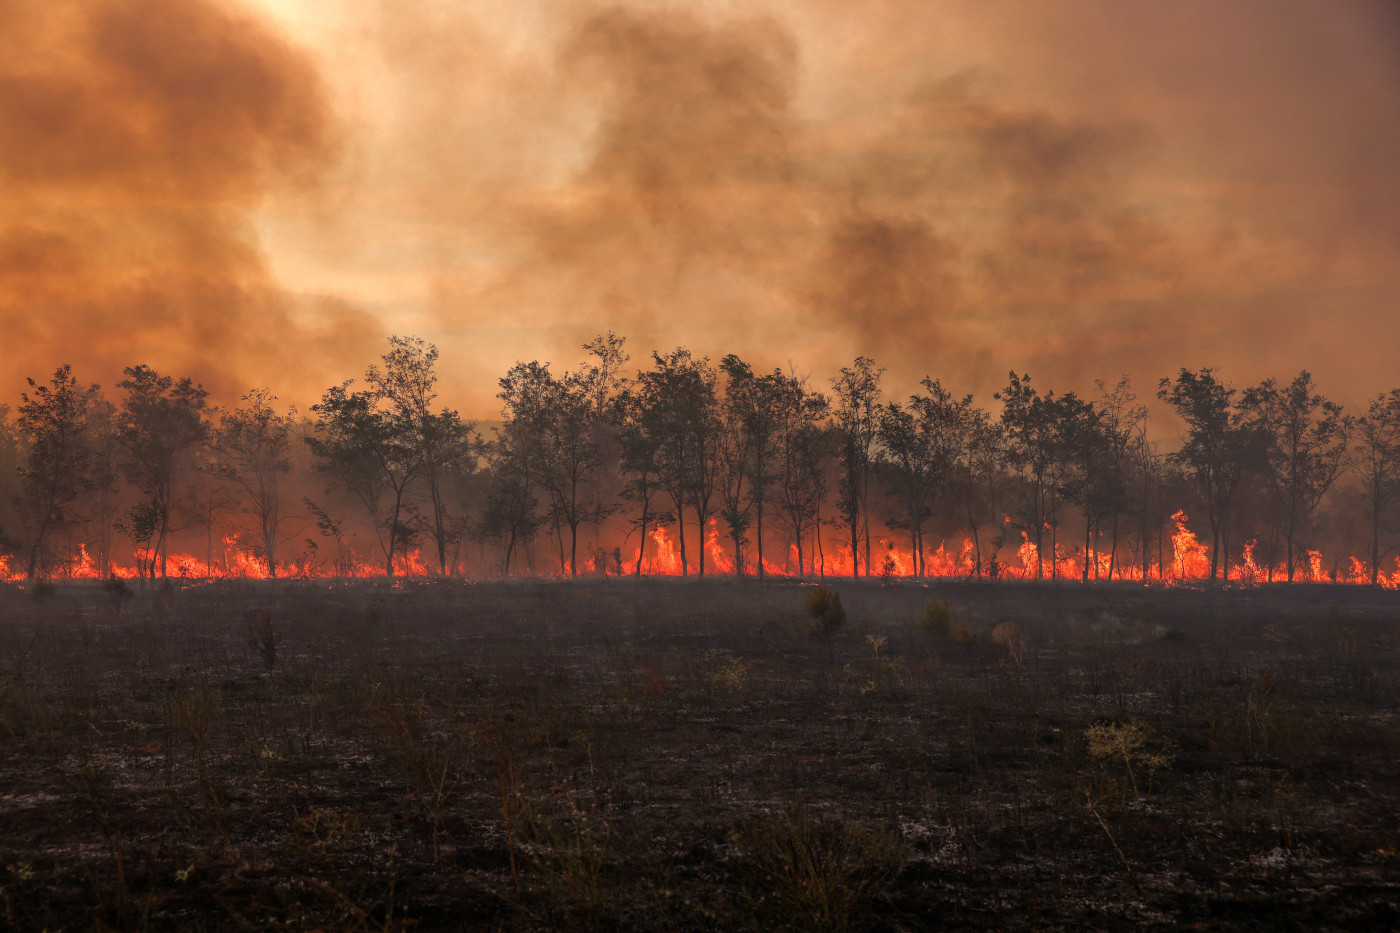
[997,373,1078,579]
[716,357,758,574]
[1353,390,1400,584]
[16,365,103,579]
[880,379,976,579]
[629,349,719,576]
[612,381,671,575]
[307,381,421,577]
[498,360,606,576]
[775,396,833,577]
[211,389,295,578]
[116,365,211,579]
[475,435,542,577]
[1086,377,1144,580]
[952,399,1003,578]
[1157,369,1256,580]
[368,336,475,575]
[831,358,883,577]
[1240,371,1352,581]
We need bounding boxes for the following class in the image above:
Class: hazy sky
[2,0,1397,416]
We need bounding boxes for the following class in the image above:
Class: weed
[520,799,616,930]
[730,807,906,932]
[712,655,751,693]
[918,595,952,636]
[1084,718,1172,805]
[990,620,1027,667]
[805,585,846,641]
[248,609,282,669]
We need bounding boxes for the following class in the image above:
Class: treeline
[2,333,1399,584]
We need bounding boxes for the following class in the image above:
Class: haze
[3,0,1397,415]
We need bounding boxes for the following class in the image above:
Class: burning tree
[1240,371,1352,582]
[997,372,1081,579]
[116,365,210,580]
[627,349,720,576]
[715,356,797,576]
[210,389,295,578]
[877,378,972,579]
[1157,368,1257,581]
[832,357,883,577]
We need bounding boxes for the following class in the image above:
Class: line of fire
[2,333,1397,588]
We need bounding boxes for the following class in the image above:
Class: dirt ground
[1,577,1398,931]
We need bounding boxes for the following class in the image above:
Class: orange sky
[2,0,1398,417]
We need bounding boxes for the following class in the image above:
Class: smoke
[0,0,381,404]
[5,0,1398,418]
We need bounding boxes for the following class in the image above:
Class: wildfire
[2,508,1395,587]
[1170,511,1211,581]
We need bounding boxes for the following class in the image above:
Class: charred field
[1,578,1398,931]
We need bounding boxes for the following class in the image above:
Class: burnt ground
[1,577,1398,931]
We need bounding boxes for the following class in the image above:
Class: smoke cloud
[0,0,381,404]
[5,0,1398,416]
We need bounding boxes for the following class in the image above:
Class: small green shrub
[917,596,951,636]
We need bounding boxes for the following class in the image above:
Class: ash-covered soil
[1,577,1398,931]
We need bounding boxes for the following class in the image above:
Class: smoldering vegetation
[1,578,1398,930]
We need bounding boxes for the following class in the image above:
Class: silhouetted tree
[1353,389,1400,584]
[832,358,883,577]
[1086,377,1144,579]
[475,436,542,577]
[612,381,669,575]
[16,365,104,579]
[116,365,210,579]
[369,336,475,575]
[499,359,607,576]
[997,373,1073,579]
[630,349,718,576]
[1157,369,1256,580]
[307,381,420,577]
[1240,371,1351,581]
[210,389,295,577]
[775,389,832,576]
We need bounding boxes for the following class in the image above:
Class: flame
[704,519,735,575]
[1170,511,1210,581]
[1016,532,1039,579]
[0,505,1390,587]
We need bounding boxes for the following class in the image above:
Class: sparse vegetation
[0,578,1397,931]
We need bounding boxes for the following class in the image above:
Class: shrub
[917,596,951,636]
[248,610,281,669]
[1084,719,1172,804]
[805,585,846,639]
[730,807,906,932]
